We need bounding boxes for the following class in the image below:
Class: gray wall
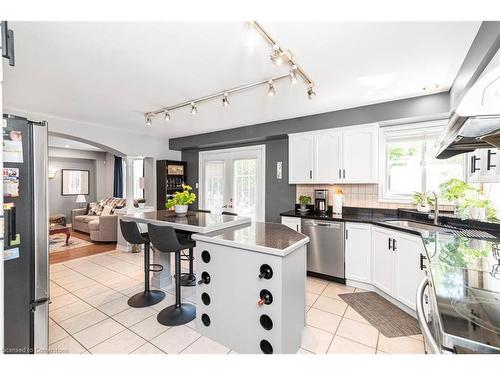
[48,157,96,220]
[176,93,450,223]
[449,21,500,109]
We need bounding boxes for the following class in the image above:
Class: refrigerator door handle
[32,122,49,352]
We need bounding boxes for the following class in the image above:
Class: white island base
[192,222,309,354]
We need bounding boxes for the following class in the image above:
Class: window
[133,159,145,200]
[379,121,465,202]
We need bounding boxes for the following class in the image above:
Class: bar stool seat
[120,220,165,308]
[148,223,196,326]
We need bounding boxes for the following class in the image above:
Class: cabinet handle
[343,169,345,179]
[472,155,481,173]
[388,238,392,250]
[392,238,397,251]
[296,224,299,232]
[487,150,496,170]
[338,169,341,179]
[420,253,427,270]
[345,229,348,240]
[309,170,312,179]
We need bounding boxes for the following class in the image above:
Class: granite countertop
[192,222,310,257]
[124,210,251,233]
[280,208,399,224]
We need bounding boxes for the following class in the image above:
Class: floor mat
[49,233,93,253]
[339,291,421,337]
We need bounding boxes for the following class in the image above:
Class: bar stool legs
[157,251,196,326]
[128,242,166,308]
[180,247,196,287]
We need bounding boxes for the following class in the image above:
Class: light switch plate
[277,161,282,179]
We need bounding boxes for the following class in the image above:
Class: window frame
[378,120,466,203]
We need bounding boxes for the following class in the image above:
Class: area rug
[339,292,421,337]
[49,233,93,253]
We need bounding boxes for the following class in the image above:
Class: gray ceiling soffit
[450,21,500,110]
[169,92,450,151]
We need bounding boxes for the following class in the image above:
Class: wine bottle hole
[259,289,273,305]
[260,340,273,354]
[201,313,211,327]
[201,251,211,263]
[260,314,273,330]
[259,264,273,280]
[201,292,211,306]
[200,271,211,285]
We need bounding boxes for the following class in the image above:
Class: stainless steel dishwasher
[301,219,345,281]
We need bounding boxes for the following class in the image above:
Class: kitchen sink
[382,220,457,234]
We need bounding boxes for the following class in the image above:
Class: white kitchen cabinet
[345,223,371,283]
[288,123,378,184]
[288,134,315,183]
[394,232,426,310]
[371,226,396,296]
[315,129,342,183]
[281,216,301,232]
[466,148,500,183]
[341,126,378,183]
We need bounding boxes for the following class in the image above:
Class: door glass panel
[233,159,257,219]
[204,161,225,213]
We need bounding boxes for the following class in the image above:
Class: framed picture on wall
[61,169,90,195]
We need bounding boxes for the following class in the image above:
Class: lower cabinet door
[345,223,371,283]
[394,233,426,310]
[371,227,396,296]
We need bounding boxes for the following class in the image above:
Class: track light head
[164,110,171,121]
[145,115,152,126]
[289,66,298,84]
[307,85,316,99]
[190,102,198,115]
[267,80,276,97]
[222,92,229,107]
[270,50,283,66]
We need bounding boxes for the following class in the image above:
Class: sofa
[72,197,126,242]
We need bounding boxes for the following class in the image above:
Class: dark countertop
[192,222,309,256]
[281,206,500,352]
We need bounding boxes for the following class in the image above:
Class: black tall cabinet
[156,160,188,210]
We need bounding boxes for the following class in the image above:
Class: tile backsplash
[296,184,451,210]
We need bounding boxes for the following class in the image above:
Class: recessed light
[422,84,440,91]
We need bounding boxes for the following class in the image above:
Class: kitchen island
[123,211,309,354]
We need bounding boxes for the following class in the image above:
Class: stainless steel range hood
[436,48,500,159]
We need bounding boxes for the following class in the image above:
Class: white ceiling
[48,135,104,152]
[3,21,480,140]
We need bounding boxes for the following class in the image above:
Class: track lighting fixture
[267,80,276,97]
[222,92,229,107]
[143,21,315,124]
[307,85,316,99]
[289,65,298,84]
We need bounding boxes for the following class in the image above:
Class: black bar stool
[177,209,211,287]
[148,223,196,326]
[120,220,166,307]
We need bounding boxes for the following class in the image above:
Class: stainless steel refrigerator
[3,113,49,354]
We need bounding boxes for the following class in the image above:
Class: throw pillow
[101,205,113,216]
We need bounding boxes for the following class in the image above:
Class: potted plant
[137,198,146,208]
[298,195,312,211]
[166,184,196,216]
[459,189,496,221]
[439,178,470,215]
[412,191,435,213]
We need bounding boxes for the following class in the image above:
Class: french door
[199,145,265,221]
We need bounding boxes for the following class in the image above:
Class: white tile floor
[48,250,425,354]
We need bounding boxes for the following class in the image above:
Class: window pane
[233,159,257,219]
[386,141,422,195]
[425,139,464,198]
[205,161,225,212]
[133,159,144,199]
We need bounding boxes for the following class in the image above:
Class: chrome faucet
[424,191,439,225]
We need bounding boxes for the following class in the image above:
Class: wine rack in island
[192,224,308,354]
[156,160,187,210]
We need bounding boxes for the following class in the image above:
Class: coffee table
[49,225,70,245]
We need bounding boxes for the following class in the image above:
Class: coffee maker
[314,189,328,213]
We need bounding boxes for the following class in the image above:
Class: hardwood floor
[49,229,116,264]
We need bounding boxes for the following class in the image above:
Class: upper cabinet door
[341,125,378,183]
[289,134,315,183]
[315,129,342,183]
